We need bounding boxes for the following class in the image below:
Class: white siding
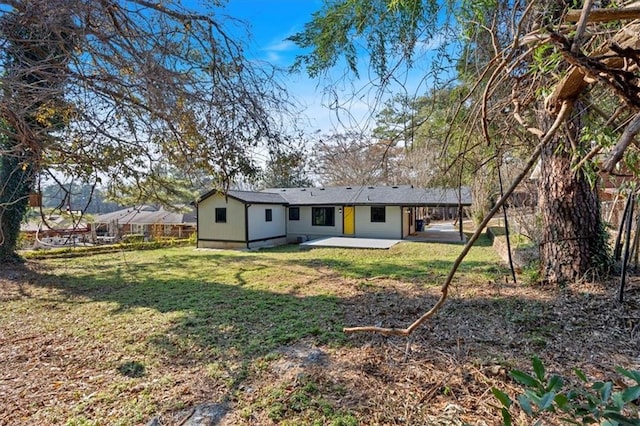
[286,205,343,241]
[247,205,286,241]
[354,206,402,239]
[197,193,246,244]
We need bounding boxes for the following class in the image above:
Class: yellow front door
[343,206,355,235]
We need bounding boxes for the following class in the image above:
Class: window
[371,206,386,223]
[312,207,335,226]
[265,208,273,222]
[288,207,300,221]
[215,207,227,223]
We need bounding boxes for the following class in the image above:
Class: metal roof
[262,186,472,206]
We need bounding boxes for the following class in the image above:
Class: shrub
[492,357,640,425]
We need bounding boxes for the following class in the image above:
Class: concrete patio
[300,237,402,249]
[299,222,466,249]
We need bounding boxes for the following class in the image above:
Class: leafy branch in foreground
[492,357,640,425]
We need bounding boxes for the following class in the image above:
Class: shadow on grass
[7,253,636,424]
[46,271,345,362]
[296,257,506,282]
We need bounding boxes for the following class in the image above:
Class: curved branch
[344,101,574,336]
[602,111,640,172]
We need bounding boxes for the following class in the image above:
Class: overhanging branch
[343,101,574,336]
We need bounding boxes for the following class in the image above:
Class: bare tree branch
[344,100,574,336]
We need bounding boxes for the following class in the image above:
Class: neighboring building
[21,214,91,248]
[195,185,472,249]
[93,205,197,240]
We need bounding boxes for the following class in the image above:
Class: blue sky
[212,1,453,136]
[220,0,346,134]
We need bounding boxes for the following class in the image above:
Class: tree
[372,88,499,222]
[40,182,121,214]
[312,131,405,186]
[290,0,628,286]
[288,0,640,336]
[261,145,313,189]
[0,0,294,261]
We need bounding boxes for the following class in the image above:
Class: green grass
[2,238,505,424]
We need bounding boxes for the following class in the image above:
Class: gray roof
[227,190,288,204]
[198,189,287,204]
[262,186,471,206]
[94,205,196,225]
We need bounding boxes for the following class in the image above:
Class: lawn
[1,237,638,424]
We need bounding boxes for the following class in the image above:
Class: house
[21,214,91,248]
[93,205,197,241]
[195,185,472,249]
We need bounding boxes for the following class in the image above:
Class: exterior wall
[354,205,402,239]
[248,236,288,249]
[247,204,286,242]
[285,205,403,241]
[197,193,246,247]
[197,240,247,249]
[286,205,343,242]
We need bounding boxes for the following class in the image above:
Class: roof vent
[346,187,352,190]
[301,188,306,191]
[368,186,374,189]
[319,188,325,190]
[281,189,286,192]
[392,186,398,189]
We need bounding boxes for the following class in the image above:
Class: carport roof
[262,185,471,206]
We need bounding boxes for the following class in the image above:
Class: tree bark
[538,109,608,284]
[0,143,35,262]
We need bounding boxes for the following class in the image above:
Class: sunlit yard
[1,239,504,424]
[4,237,636,425]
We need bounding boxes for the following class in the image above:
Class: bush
[121,234,145,243]
[493,357,640,425]
[22,238,192,259]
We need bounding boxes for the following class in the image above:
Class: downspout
[195,201,199,247]
[400,206,404,239]
[245,203,250,249]
[284,204,288,241]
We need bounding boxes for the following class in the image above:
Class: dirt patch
[225,274,640,424]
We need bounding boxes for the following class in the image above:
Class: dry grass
[1,240,639,425]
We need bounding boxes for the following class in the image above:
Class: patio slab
[300,237,402,249]
[406,221,467,243]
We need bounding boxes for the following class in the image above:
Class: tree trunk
[0,142,35,262]
[538,111,609,284]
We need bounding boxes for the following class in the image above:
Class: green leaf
[554,393,569,410]
[547,375,564,392]
[599,381,613,401]
[621,385,640,403]
[575,368,588,383]
[501,407,512,426]
[492,387,512,408]
[539,392,556,411]
[511,370,539,388]
[602,411,640,425]
[532,357,545,381]
[611,391,625,410]
[616,368,640,385]
[518,394,534,416]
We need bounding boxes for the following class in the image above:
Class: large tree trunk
[538,111,609,284]
[0,143,35,262]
